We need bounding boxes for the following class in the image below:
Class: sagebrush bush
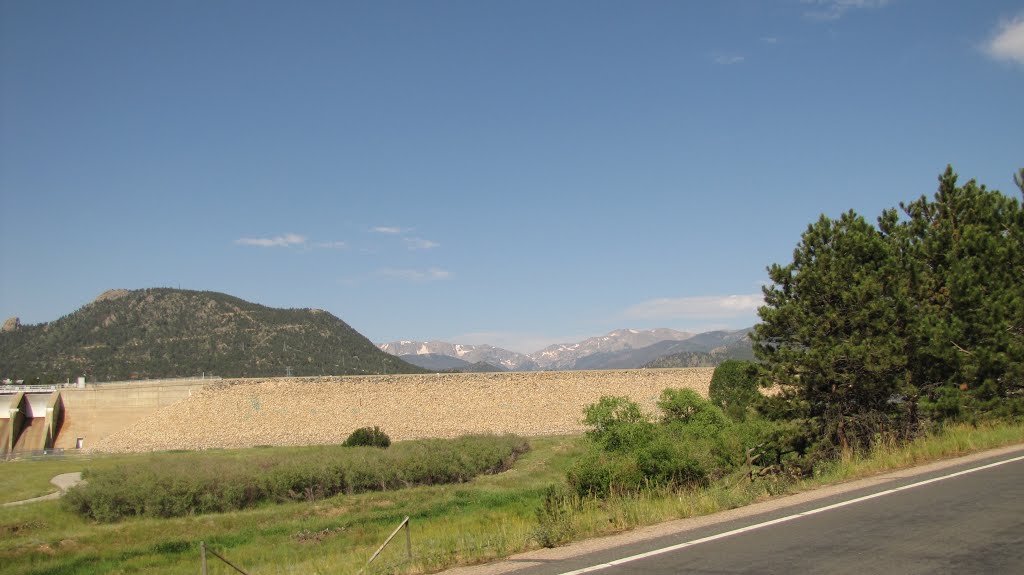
[532,485,580,547]
[342,426,391,448]
[63,435,528,522]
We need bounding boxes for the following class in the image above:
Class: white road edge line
[557,453,1024,575]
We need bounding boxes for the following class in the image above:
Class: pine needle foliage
[754,166,1024,455]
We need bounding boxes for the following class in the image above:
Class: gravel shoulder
[439,443,1024,575]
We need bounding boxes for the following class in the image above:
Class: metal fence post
[405,519,412,560]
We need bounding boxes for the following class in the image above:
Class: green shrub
[567,388,791,498]
[532,485,579,547]
[658,388,730,430]
[566,447,643,498]
[582,396,656,451]
[63,435,529,522]
[634,433,709,489]
[708,360,760,421]
[342,426,391,448]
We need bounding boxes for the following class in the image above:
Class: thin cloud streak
[376,267,452,282]
[315,241,348,250]
[802,0,890,21]
[714,55,745,65]
[623,294,764,321]
[405,237,440,250]
[372,226,406,234]
[235,233,306,247]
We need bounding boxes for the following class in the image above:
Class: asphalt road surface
[507,450,1024,575]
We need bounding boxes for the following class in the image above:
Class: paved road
[504,450,1024,575]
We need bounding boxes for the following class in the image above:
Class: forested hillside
[0,288,425,382]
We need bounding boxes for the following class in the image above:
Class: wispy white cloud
[985,15,1024,65]
[761,36,780,44]
[315,241,348,250]
[376,267,452,282]
[235,234,349,250]
[405,237,440,250]
[235,233,307,248]
[802,0,890,21]
[622,294,764,321]
[372,226,407,234]
[714,54,746,65]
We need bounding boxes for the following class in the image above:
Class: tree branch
[950,341,973,355]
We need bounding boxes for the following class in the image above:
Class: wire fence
[1,376,222,393]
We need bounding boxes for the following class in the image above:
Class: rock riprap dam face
[92,368,714,453]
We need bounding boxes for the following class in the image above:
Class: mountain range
[378,327,754,372]
[1,287,754,382]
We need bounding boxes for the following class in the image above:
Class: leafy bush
[658,388,730,430]
[567,391,786,498]
[342,426,391,448]
[582,395,655,451]
[63,435,528,522]
[708,360,760,421]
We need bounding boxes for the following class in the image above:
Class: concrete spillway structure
[1,379,208,455]
[2,393,24,454]
[1,391,63,455]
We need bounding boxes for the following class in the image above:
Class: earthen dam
[2,368,714,455]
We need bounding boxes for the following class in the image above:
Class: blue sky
[2,1,1022,353]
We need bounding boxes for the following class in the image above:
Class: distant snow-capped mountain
[377,341,539,372]
[528,328,694,370]
[378,328,702,372]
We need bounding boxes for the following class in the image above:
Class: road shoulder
[441,443,1024,575]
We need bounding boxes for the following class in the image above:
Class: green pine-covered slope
[0,288,425,382]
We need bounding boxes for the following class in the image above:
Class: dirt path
[0,472,84,508]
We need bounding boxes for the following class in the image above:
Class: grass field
[2,423,1023,575]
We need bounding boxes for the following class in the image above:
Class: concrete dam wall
[1,380,209,454]
[92,368,715,453]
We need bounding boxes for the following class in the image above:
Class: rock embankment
[92,368,713,453]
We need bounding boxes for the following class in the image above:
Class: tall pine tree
[894,167,1024,404]
[754,210,909,452]
[755,167,1023,451]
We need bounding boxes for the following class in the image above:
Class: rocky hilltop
[0,288,424,382]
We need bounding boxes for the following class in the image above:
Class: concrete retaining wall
[53,380,210,449]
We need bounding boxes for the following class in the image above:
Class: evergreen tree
[754,210,909,451]
[754,166,1024,451]
[892,167,1024,403]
